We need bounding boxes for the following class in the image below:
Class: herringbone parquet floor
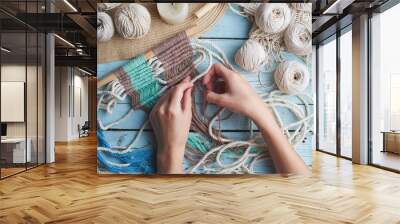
[1,135,399,224]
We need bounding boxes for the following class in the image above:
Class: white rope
[97,38,313,174]
[98,147,131,167]
[187,40,314,174]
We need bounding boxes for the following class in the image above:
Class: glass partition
[1,31,28,177]
[317,37,337,154]
[0,1,46,179]
[370,3,400,172]
[339,28,352,158]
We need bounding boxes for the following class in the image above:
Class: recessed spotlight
[54,34,75,48]
[78,67,93,76]
[1,47,11,53]
[63,0,78,12]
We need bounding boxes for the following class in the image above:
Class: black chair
[78,121,90,138]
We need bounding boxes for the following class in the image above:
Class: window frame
[315,24,352,160]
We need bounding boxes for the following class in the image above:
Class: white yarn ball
[97,3,121,11]
[235,39,268,73]
[97,12,114,42]
[255,3,292,34]
[284,23,312,56]
[274,60,310,95]
[114,3,151,39]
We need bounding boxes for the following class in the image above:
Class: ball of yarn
[284,23,312,56]
[97,3,121,11]
[235,39,268,73]
[114,3,151,40]
[255,3,292,34]
[274,60,310,95]
[97,12,114,42]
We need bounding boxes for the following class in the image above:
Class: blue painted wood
[98,39,314,105]
[100,130,313,174]
[97,6,314,174]
[98,102,314,131]
[201,6,251,39]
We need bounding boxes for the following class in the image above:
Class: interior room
[0,0,400,223]
[0,0,96,179]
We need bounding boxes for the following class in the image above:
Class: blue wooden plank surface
[98,102,314,131]
[99,130,313,174]
[97,39,313,105]
[97,5,314,174]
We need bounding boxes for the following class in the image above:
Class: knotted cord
[97,16,313,174]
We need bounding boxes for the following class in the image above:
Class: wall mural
[97,3,313,174]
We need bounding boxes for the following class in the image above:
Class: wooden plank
[201,6,251,39]
[97,39,314,105]
[98,102,314,131]
[96,7,314,174]
[99,130,313,174]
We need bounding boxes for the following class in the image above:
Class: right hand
[202,64,266,120]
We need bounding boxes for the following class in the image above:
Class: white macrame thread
[291,3,312,12]
[235,39,268,73]
[97,38,313,174]
[187,39,313,174]
[284,22,312,56]
[274,60,310,95]
[114,3,151,39]
[97,12,115,42]
[255,3,292,34]
[97,3,121,11]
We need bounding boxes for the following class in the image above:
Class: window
[317,37,337,154]
[0,1,47,179]
[340,28,352,158]
[370,2,400,171]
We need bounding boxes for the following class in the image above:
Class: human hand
[150,77,193,174]
[202,64,268,122]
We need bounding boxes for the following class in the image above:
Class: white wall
[1,65,37,138]
[54,67,89,141]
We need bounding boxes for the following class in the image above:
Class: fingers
[205,90,228,106]
[182,86,193,112]
[203,64,231,84]
[169,78,193,109]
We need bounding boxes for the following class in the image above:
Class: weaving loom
[97,5,314,174]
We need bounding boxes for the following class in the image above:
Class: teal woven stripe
[187,133,212,154]
[120,54,163,108]
[139,81,161,108]
[122,54,147,74]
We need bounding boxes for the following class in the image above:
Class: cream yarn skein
[97,12,114,42]
[284,23,312,56]
[255,3,292,34]
[274,60,310,95]
[114,4,151,39]
[97,3,121,11]
[235,39,268,73]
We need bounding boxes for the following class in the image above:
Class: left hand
[150,77,193,174]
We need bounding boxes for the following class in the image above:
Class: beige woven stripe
[98,3,228,63]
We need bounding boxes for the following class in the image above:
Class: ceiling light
[54,34,75,48]
[323,0,354,14]
[78,67,93,76]
[63,0,78,12]
[1,47,11,53]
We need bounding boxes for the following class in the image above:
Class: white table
[1,138,31,163]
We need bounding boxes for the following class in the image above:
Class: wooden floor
[0,136,399,223]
